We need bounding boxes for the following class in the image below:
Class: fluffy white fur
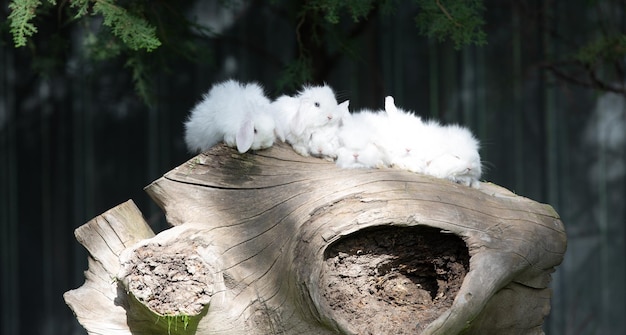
[383,96,482,187]
[183,83,483,187]
[290,85,344,136]
[308,125,341,160]
[184,79,276,154]
[335,109,390,169]
[381,96,428,173]
[271,84,349,158]
[270,95,299,142]
[420,122,482,187]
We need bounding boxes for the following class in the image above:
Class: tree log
[64,142,567,335]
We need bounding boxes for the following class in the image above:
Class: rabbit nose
[327,115,333,120]
[353,153,359,159]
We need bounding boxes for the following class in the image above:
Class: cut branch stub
[117,227,220,334]
[121,238,214,314]
[65,143,567,335]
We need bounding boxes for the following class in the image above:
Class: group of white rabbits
[184,79,483,188]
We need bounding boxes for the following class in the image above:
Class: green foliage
[8,0,161,51]
[92,0,161,52]
[5,0,200,104]
[575,34,626,65]
[7,0,50,47]
[282,0,487,86]
[414,0,487,49]
[69,0,91,18]
[5,0,490,105]
[299,0,487,47]
[125,54,155,108]
[304,0,377,24]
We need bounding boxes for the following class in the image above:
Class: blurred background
[1,0,625,334]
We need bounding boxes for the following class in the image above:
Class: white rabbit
[382,96,482,187]
[421,123,482,188]
[381,96,428,173]
[290,85,344,134]
[297,100,350,158]
[290,100,350,157]
[335,109,391,169]
[305,125,339,160]
[184,79,277,154]
[271,85,345,152]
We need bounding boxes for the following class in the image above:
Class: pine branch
[303,0,377,24]
[8,0,161,51]
[125,54,155,107]
[8,0,42,47]
[68,0,91,18]
[414,0,487,49]
[93,0,161,52]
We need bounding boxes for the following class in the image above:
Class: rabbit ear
[385,96,398,116]
[339,100,350,115]
[337,100,351,125]
[236,119,255,153]
[290,99,310,136]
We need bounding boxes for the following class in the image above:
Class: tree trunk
[64,142,567,335]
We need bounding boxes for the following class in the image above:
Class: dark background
[1,1,625,334]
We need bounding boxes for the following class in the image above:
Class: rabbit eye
[314,102,320,107]
[254,128,258,134]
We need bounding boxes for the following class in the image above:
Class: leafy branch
[298,0,487,48]
[6,0,169,104]
[8,0,161,51]
[302,0,377,24]
[516,0,626,95]
[414,0,487,49]
[7,0,52,47]
[6,0,490,104]
[281,0,487,86]
[91,0,161,52]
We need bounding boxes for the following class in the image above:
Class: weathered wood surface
[65,142,567,335]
